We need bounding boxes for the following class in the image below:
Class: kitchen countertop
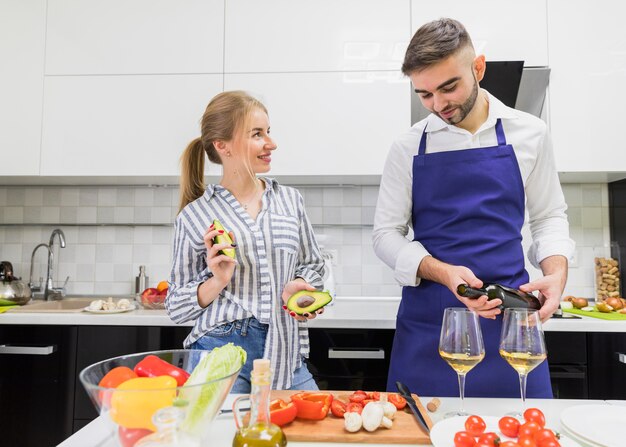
[59,396,624,447]
[3,296,626,332]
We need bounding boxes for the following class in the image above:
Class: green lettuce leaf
[179,343,246,434]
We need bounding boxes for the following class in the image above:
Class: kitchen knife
[396,381,430,434]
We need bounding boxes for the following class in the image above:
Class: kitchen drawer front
[307,328,395,391]
[587,332,626,399]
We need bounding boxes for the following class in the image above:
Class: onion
[605,297,624,310]
[571,297,589,309]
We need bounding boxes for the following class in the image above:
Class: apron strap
[418,124,428,156]
[495,118,507,146]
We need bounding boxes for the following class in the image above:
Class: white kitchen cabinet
[40,75,223,177]
[224,72,410,177]
[410,0,548,66]
[225,0,410,73]
[0,0,46,175]
[548,0,626,173]
[45,0,224,75]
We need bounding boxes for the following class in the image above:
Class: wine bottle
[456,283,541,310]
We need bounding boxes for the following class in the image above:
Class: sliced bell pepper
[290,392,333,420]
[133,354,190,387]
[111,376,177,431]
[269,399,298,426]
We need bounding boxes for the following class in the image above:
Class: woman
[166,91,325,392]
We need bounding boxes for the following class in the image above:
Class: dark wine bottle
[456,283,541,310]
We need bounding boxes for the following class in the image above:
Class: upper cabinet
[45,0,224,75]
[410,0,548,67]
[0,0,46,176]
[41,75,223,177]
[225,0,409,73]
[547,0,626,174]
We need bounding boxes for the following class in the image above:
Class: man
[372,18,574,398]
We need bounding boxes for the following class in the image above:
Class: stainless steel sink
[8,298,95,313]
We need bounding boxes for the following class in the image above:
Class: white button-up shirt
[373,90,575,287]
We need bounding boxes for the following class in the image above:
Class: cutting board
[271,390,433,444]
[563,307,626,320]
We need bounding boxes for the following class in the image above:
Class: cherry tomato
[517,435,537,447]
[454,431,477,447]
[388,393,407,410]
[330,399,347,418]
[367,391,381,400]
[499,442,521,447]
[518,421,542,438]
[477,432,500,447]
[498,416,520,438]
[537,439,561,447]
[533,428,558,444]
[349,393,367,404]
[465,415,487,437]
[523,408,546,428]
[345,402,363,415]
[118,426,152,447]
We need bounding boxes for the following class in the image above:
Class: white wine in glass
[439,308,485,418]
[499,308,547,417]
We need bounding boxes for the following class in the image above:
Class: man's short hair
[402,18,474,75]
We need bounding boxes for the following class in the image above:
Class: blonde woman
[166,91,325,392]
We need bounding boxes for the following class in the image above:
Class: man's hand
[418,256,502,319]
[519,255,568,322]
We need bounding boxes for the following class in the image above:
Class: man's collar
[424,89,518,133]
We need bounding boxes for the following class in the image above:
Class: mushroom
[379,393,397,420]
[361,401,385,432]
[343,412,362,433]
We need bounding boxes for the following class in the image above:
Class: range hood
[411,61,551,124]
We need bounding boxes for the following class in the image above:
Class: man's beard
[436,81,479,125]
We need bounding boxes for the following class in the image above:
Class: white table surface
[59,396,624,447]
[5,296,626,332]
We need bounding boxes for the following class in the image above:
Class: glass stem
[458,373,466,414]
[519,373,528,412]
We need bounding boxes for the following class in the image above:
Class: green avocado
[212,219,235,258]
[286,290,333,315]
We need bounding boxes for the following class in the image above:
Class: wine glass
[499,308,547,417]
[439,307,485,418]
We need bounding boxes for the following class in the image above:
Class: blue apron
[386,119,552,398]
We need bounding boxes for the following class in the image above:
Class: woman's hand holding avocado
[281,279,325,321]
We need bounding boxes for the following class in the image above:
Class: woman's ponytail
[178,137,206,212]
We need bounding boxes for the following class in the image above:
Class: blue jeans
[190,317,318,393]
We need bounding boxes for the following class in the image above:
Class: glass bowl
[79,349,241,446]
[136,292,167,309]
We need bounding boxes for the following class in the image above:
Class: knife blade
[396,381,430,434]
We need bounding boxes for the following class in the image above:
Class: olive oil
[232,359,287,447]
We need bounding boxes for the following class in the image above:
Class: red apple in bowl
[140,288,165,309]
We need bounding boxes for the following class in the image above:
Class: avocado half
[212,219,235,258]
[286,290,333,315]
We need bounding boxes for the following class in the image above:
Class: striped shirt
[166,177,325,389]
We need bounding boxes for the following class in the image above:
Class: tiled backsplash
[0,183,610,298]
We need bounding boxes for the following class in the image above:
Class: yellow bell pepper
[110,376,177,431]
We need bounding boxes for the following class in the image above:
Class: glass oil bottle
[232,359,287,447]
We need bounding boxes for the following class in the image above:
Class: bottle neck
[248,370,272,426]
[457,284,487,298]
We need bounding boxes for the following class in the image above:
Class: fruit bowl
[136,290,166,309]
[79,349,243,447]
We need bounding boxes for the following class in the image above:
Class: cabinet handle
[0,344,57,355]
[328,348,385,359]
[617,352,626,364]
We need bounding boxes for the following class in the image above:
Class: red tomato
[533,428,558,444]
[388,393,407,410]
[118,426,152,447]
[523,408,546,428]
[477,432,500,447]
[538,439,561,447]
[499,442,521,447]
[367,391,381,400]
[349,393,367,404]
[345,402,363,415]
[498,416,520,438]
[518,421,542,438]
[517,435,537,447]
[330,399,347,418]
[454,431,477,447]
[464,415,487,437]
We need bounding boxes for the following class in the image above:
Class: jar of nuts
[594,243,622,301]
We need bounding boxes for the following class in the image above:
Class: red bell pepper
[290,392,333,420]
[133,355,190,387]
[269,399,298,426]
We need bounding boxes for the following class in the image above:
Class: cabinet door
[40,75,223,177]
[548,1,626,172]
[0,325,77,447]
[0,0,46,175]
[411,0,548,66]
[587,332,626,399]
[225,0,409,73]
[225,72,410,177]
[45,0,224,75]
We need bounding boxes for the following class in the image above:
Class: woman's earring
[226,151,232,157]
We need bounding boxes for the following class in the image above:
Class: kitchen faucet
[28,229,69,300]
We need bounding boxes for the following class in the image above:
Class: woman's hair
[179,91,268,212]
[402,18,473,75]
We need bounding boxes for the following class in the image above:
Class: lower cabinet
[545,332,588,399]
[587,332,626,400]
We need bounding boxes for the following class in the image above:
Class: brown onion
[606,297,624,310]
[571,297,589,309]
[562,296,575,302]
